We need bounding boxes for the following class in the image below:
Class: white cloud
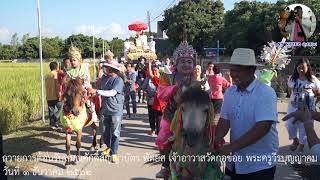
[0,27,11,42]
[73,22,129,41]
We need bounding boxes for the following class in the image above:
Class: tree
[63,34,111,59]
[63,34,92,58]
[223,1,282,55]
[93,38,110,59]
[10,33,19,48]
[223,0,320,56]
[109,38,124,58]
[20,37,39,59]
[160,0,224,56]
[21,33,30,45]
[42,37,64,59]
[144,32,157,38]
[0,44,18,60]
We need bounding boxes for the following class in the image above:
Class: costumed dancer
[60,44,98,134]
[155,39,205,178]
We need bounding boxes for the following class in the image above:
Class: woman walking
[286,58,320,153]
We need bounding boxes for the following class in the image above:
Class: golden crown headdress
[104,50,114,60]
[68,42,82,62]
[173,41,197,60]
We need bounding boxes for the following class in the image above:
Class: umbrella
[128,21,148,31]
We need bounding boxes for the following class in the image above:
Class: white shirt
[220,80,278,174]
[287,75,320,113]
[124,41,131,52]
[148,40,156,53]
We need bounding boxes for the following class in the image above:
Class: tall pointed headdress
[68,42,82,62]
[173,24,197,61]
[104,50,114,60]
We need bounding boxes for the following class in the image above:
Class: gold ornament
[68,43,82,62]
[104,50,114,60]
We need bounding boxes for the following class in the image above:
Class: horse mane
[180,87,211,106]
[64,78,83,96]
[63,78,85,115]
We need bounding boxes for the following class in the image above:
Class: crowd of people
[42,40,320,179]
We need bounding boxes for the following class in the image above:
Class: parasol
[128,21,148,31]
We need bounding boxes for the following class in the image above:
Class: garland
[169,103,224,179]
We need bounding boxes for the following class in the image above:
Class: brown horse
[62,78,98,167]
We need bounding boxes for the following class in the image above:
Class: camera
[287,10,296,22]
[295,92,311,110]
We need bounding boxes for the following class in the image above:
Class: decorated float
[124,21,157,61]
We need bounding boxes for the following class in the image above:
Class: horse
[61,78,98,167]
[169,87,224,179]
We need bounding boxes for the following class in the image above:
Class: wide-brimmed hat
[102,60,122,72]
[217,48,264,68]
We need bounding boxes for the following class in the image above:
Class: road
[10,100,320,180]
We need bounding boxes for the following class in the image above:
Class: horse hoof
[99,139,103,148]
[90,146,98,152]
[65,161,71,169]
[72,157,80,165]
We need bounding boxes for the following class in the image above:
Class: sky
[0,0,276,44]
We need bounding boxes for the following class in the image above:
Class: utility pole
[217,40,220,62]
[147,11,151,36]
[203,40,225,63]
[93,35,96,82]
[36,0,45,122]
[102,40,105,58]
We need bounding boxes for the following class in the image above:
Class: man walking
[90,60,124,163]
[45,62,63,129]
[215,48,279,180]
[125,63,137,118]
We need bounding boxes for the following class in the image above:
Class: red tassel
[67,126,73,134]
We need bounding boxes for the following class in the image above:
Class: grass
[0,62,97,133]
[3,119,65,172]
[0,62,97,173]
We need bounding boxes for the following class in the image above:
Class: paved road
[11,101,320,180]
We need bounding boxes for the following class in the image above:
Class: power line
[150,0,171,16]
[151,0,177,21]
[150,0,178,23]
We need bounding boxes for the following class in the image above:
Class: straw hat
[217,48,264,69]
[101,60,122,72]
